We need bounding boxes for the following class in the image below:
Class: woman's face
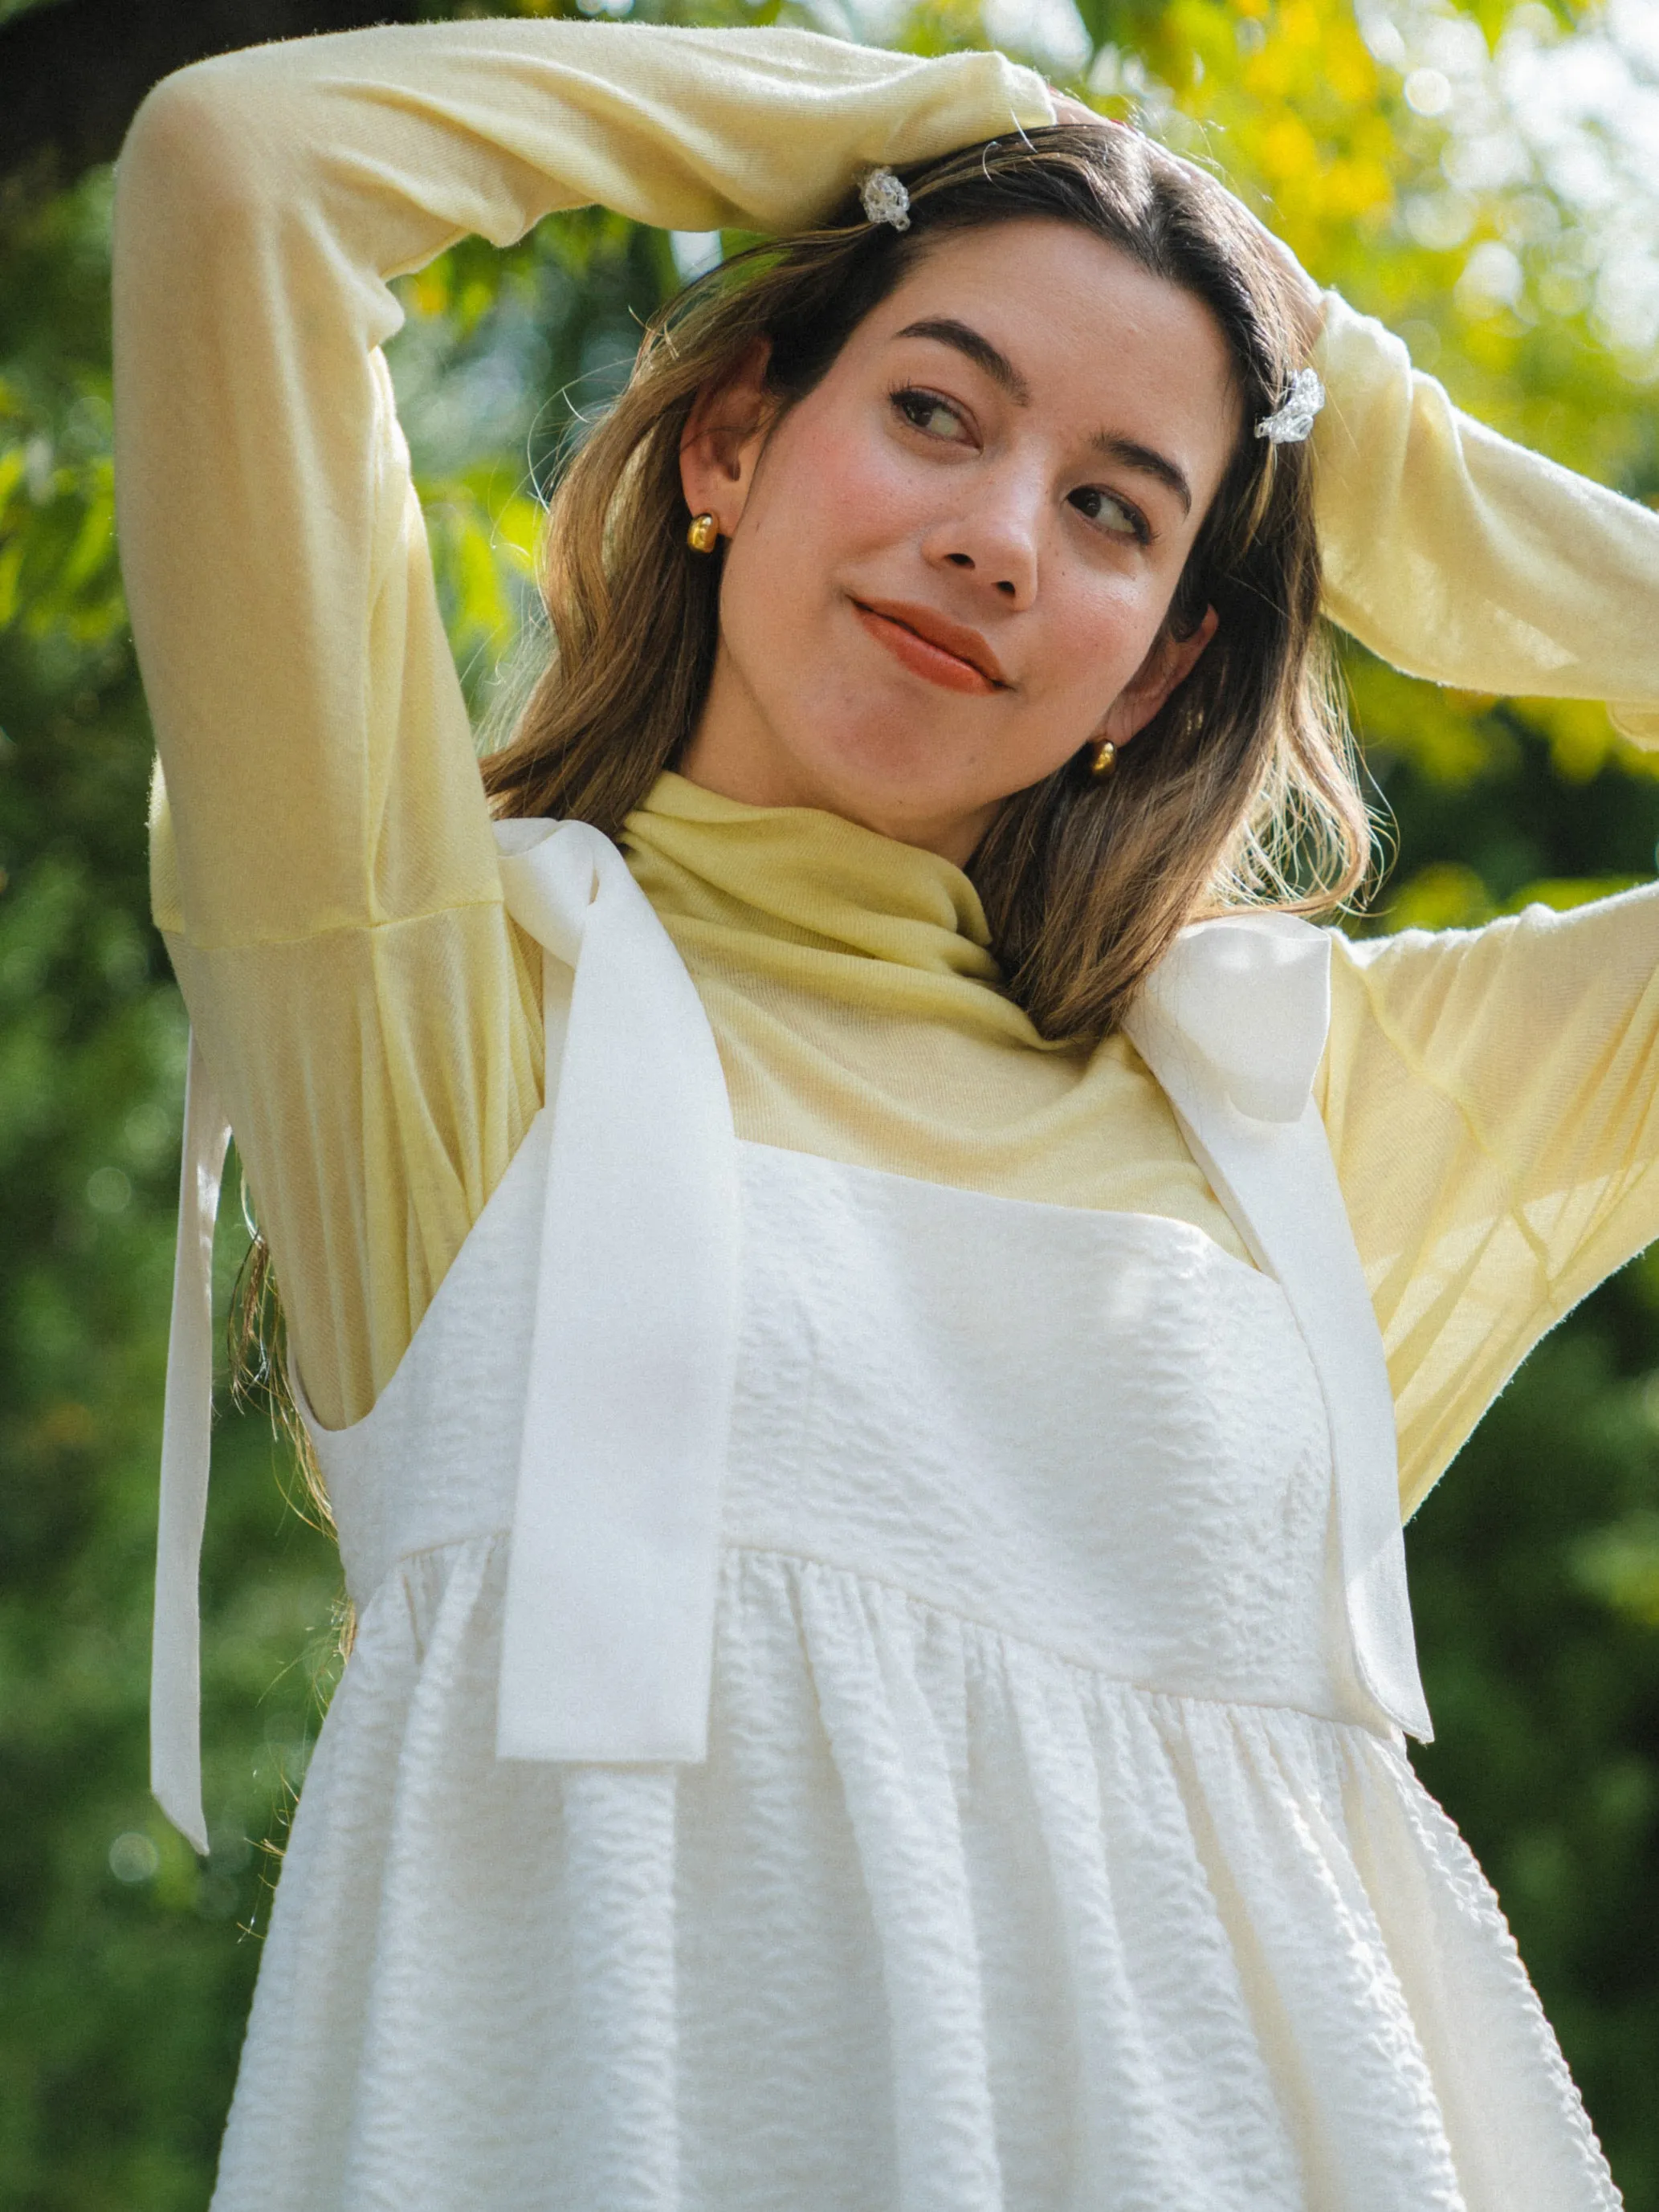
[679,217,1243,867]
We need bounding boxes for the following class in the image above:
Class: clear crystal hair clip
[1255,367,1325,444]
[859,167,911,231]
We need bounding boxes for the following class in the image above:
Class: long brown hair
[483,124,1368,1043]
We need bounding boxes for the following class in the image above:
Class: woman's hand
[1045,90,1326,356]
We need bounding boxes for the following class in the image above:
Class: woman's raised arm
[112,22,1053,1430]
[1298,291,1659,1515]
[1310,292,1659,738]
[1323,886,1659,1520]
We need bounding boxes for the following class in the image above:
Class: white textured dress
[153,823,1620,2210]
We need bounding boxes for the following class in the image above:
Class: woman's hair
[483,123,1369,1043]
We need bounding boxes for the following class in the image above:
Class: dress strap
[492,818,741,1762]
[151,1032,233,1853]
[1124,913,1433,1744]
[149,821,741,1846]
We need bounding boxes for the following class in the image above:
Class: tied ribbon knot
[1135,911,1331,1126]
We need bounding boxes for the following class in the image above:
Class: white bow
[1125,911,1432,1743]
[1135,910,1331,1125]
[493,820,741,1763]
[151,1037,232,1856]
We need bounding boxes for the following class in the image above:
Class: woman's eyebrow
[895,316,1192,516]
[1090,432,1192,516]
[895,317,1032,405]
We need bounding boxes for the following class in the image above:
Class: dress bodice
[725,1145,1359,1721]
[310,1124,1368,1729]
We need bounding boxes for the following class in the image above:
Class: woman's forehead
[877,218,1217,347]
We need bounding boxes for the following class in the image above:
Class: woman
[114,17,1659,2209]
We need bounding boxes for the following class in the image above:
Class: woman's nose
[919,491,1039,609]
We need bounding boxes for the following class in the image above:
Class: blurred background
[2,0,1657,2202]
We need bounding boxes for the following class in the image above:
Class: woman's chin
[682,694,1014,858]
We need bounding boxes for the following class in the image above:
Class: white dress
[152,823,1620,2211]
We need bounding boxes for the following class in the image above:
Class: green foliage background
[2,0,1657,2203]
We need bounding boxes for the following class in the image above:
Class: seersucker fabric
[211,1129,1615,2210]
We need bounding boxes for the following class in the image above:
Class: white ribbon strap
[1126,914,1433,1742]
[151,1033,233,1853]
[494,820,741,1762]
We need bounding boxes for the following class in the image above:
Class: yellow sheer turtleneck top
[113,21,1659,1512]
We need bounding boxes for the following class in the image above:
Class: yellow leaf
[0,538,22,629]
[1380,862,1494,932]
[1259,112,1321,185]
[1501,876,1645,915]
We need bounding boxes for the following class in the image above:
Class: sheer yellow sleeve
[1306,299,1659,1511]
[113,21,1054,1428]
[1311,292,1659,743]
[1321,894,1659,1517]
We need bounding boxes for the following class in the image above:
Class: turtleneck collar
[621,772,1057,1051]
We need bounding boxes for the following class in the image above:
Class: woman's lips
[850,600,1006,697]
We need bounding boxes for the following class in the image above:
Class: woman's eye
[891,388,969,442]
[1070,485,1151,544]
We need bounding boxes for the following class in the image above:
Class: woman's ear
[679,338,777,540]
[1098,605,1220,748]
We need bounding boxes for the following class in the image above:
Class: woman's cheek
[777,401,938,552]
[1039,580,1154,722]
[740,426,863,570]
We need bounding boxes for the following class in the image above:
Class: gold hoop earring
[1088,737,1118,779]
[687,512,719,554]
